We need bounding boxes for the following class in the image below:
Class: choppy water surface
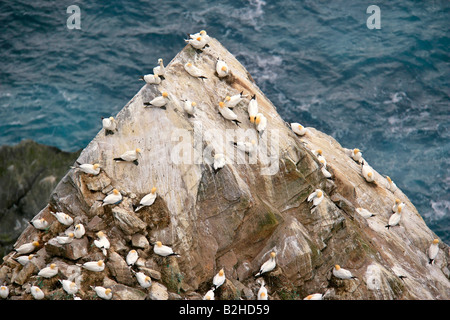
[0,0,448,242]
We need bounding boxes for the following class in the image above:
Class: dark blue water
[1,0,449,243]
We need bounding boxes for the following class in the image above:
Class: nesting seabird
[139,73,161,85]
[392,198,405,213]
[114,148,141,166]
[307,189,324,209]
[71,162,101,176]
[0,286,9,299]
[213,153,226,174]
[216,58,229,78]
[385,206,402,229]
[60,279,78,295]
[74,223,85,239]
[225,92,245,109]
[144,91,169,109]
[361,160,375,183]
[428,239,439,264]
[351,148,362,163]
[247,94,258,121]
[232,139,257,155]
[15,241,39,255]
[257,280,268,300]
[182,100,197,117]
[38,263,58,278]
[14,254,36,266]
[56,232,75,245]
[134,187,157,212]
[92,286,113,300]
[153,241,180,257]
[291,123,307,136]
[102,116,117,136]
[203,288,215,300]
[94,231,110,256]
[126,249,139,266]
[212,269,226,289]
[356,207,376,218]
[80,260,105,272]
[153,58,165,79]
[30,286,45,300]
[218,101,241,126]
[254,113,267,136]
[30,217,49,230]
[102,189,123,206]
[134,271,152,288]
[184,62,207,79]
[51,211,74,226]
[303,293,323,300]
[185,35,208,51]
[254,251,277,277]
[332,265,358,280]
[385,176,398,193]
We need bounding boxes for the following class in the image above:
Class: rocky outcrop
[0,37,449,300]
[0,140,80,257]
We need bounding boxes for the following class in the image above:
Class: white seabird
[392,198,405,213]
[14,254,36,266]
[126,249,139,266]
[92,286,113,300]
[80,260,105,272]
[72,163,101,176]
[30,217,49,230]
[219,101,241,126]
[153,58,165,78]
[0,286,9,299]
[307,189,324,209]
[190,30,210,44]
[102,189,123,206]
[386,206,402,229]
[139,74,161,85]
[321,166,332,179]
[232,139,257,155]
[203,288,215,300]
[304,293,323,300]
[225,92,245,109]
[153,241,180,257]
[351,148,362,163]
[74,223,85,239]
[257,280,268,300]
[38,263,58,278]
[216,58,229,78]
[247,94,258,120]
[386,176,398,192]
[356,207,376,218]
[291,123,307,136]
[332,265,357,280]
[361,160,375,183]
[51,211,74,226]
[135,187,157,212]
[213,153,226,174]
[254,113,267,136]
[255,251,277,277]
[135,271,152,288]
[212,269,226,289]
[185,35,207,50]
[30,286,45,300]
[56,232,75,245]
[60,279,78,295]
[184,62,207,79]
[102,116,117,136]
[114,148,141,165]
[144,91,169,109]
[428,239,439,264]
[15,241,39,255]
[94,231,110,256]
[182,100,197,117]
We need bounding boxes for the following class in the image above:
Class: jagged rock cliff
[1,36,449,300]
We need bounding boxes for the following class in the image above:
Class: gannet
[74,223,85,239]
[153,241,180,257]
[56,232,75,244]
[71,163,101,176]
[14,254,36,266]
[255,251,277,277]
[182,100,197,117]
[212,269,226,289]
[392,198,405,213]
[94,231,110,256]
[219,101,241,126]
[15,241,39,255]
[92,286,113,300]
[80,260,105,272]
[257,280,268,300]
[38,263,58,278]
[428,239,439,264]
[144,91,169,109]
[114,148,141,166]
[185,35,207,50]
[102,117,116,136]
[225,92,245,109]
[321,166,332,179]
[203,288,215,300]
[386,176,398,192]
[30,286,45,300]
[291,123,307,136]
[213,153,226,173]
[361,160,375,183]
[102,189,123,206]
[184,62,207,79]
[304,293,323,300]
[126,249,139,266]
[385,206,402,229]
[135,271,152,288]
[0,286,8,299]
[307,189,324,209]
[232,139,257,155]
[332,265,357,280]
[356,207,376,218]
[139,73,161,85]
[189,30,210,44]
[254,113,267,136]
[51,211,74,226]
[30,217,49,230]
[60,279,78,295]
[135,187,157,212]
[351,148,362,163]
[318,156,327,168]
[247,94,258,120]
[153,58,165,79]
[216,58,229,78]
